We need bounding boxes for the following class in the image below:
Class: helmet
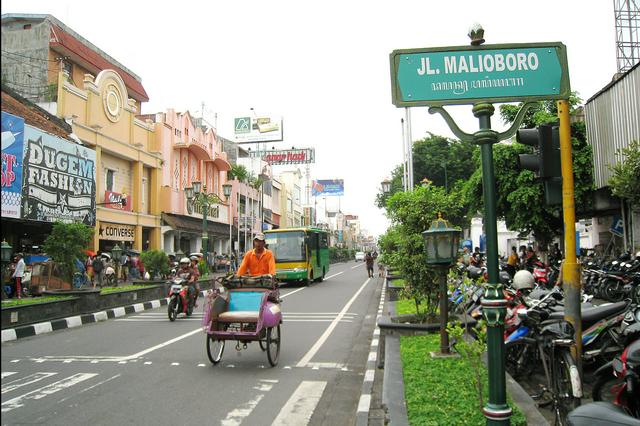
[179,257,190,265]
[189,255,199,261]
[512,270,534,290]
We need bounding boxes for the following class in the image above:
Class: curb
[355,278,385,426]
[1,298,169,343]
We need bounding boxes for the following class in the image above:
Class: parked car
[355,251,365,262]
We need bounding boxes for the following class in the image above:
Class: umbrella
[84,249,96,257]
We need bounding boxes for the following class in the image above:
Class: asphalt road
[1,261,383,426]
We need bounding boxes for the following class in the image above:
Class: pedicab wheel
[266,324,281,367]
[168,298,178,322]
[259,329,267,351]
[206,334,225,364]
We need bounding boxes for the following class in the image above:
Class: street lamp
[422,213,460,355]
[223,183,233,262]
[111,243,122,283]
[185,181,223,273]
[381,178,391,194]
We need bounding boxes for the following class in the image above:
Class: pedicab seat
[217,290,266,323]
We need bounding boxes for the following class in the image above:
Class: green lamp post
[185,181,223,272]
[422,214,460,355]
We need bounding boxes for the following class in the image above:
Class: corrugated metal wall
[585,64,640,189]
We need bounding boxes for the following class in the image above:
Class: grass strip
[400,334,526,425]
[99,284,153,294]
[1,295,75,307]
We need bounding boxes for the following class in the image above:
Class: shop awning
[162,213,236,237]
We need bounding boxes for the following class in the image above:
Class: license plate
[171,284,182,292]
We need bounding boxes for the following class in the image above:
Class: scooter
[168,277,194,321]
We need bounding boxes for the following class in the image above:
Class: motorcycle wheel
[604,281,624,302]
[206,335,224,365]
[266,325,281,367]
[634,285,640,305]
[591,365,621,403]
[505,340,536,379]
[168,297,178,321]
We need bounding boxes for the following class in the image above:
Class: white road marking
[271,380,327,426]
[1,373,98,413]
[297,278,371,367]
[221,380,277,426]
[324,271,344,280]
[357,394,371,412]
[2,372,58,394]
[57,374,121,403]
[280,287,305,299]
[1,372,18,379]
[351,263,365,269]
[364,370,375,382]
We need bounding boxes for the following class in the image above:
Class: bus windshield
[265,231,306,263]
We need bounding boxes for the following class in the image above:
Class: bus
[264,227,330,285]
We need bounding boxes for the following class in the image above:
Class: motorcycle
[590,338,640,419]
[567,402,640,426]
[168,277,195,321]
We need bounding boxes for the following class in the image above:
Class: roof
[1,84,72,140]
[1,14,149,102]
[586,61,639,105]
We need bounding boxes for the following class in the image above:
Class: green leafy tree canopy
[43,222,94,284]
[608,140,640,206]
[140,250,169,280]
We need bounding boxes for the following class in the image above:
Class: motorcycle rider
[237,233,276,277]
[177,257,197,308]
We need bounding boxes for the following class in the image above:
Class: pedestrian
[12,253,25,299]
[121,252,130,282]
[92,254,104,288]
[518,245,527,269]
[364,252,374,278]
[506,246,519,277]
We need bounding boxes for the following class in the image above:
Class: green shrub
[140,250,168,279]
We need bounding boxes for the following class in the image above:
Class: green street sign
[390,42,570,107]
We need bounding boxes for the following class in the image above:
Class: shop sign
[312,179,344,196]
[22,125,96,225]
[249,148,315,165]
[104,191,132,211]
[233,113,283,144]
[99,222,135,241]
[1,112,25,219]
[189,202,219,219]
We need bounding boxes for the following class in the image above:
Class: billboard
[233,114,283,144]
[312,179,344,196]
[22,126,97,225]
[249,148,315,165]
[1,111,25,219]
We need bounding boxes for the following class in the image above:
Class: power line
[1,49,62,63]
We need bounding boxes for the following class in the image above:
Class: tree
[381,185,467,317]
[140,250,169,280]
[608,140,640,207]
[376,134,477,207]
[464,97,595,248]
[228,164,249,182]
[43,222,94,285]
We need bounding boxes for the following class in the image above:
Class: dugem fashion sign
[22,126,96,225]
[390,42,569,107]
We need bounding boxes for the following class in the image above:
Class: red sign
[104,191,131,211]
[250,148,315,165]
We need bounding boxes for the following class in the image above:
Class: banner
[233,114,283,144]
[312,179,344,196]
[99,222,135,241]
[104,191,132,211]
[22,126,97,225]
[1,112,25,219]
[249,148,315,165]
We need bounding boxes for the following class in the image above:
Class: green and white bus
[264,227,330,285]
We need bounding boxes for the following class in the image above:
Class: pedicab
[202,274,282,366]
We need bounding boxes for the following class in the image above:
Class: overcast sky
[1,1,620,237]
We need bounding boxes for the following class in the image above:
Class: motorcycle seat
[567,401,640,425]
[548,301,628,325]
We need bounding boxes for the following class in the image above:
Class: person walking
[506,246,519,277]
[92,254,104,288]
[12,253,25,299]
[364,252,374,278]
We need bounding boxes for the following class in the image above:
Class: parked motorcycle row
[448,254,640,425]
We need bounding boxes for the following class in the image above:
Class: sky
[1,1,620,238]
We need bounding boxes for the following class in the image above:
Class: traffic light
[516,124,562,205]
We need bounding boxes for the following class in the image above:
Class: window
[142,177,147,209]
[61,60,73,77]
[265,231,306,262]
[105,169,115,192]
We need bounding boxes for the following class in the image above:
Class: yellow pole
[557,100,582,366]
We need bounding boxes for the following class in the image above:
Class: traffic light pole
[558,100,582,371]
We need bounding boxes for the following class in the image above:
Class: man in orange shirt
[237,233,276,276]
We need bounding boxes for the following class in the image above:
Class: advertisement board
[311,179,344,196]
[104,191,132,211]
[99,222,135,241]
[249,148,315,165]
[22,126,97,225]
[233,114,283,144]
[1,111,25,219]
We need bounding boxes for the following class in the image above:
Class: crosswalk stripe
[1,373,98,413]
[2,372,58,394]
[220,379,277,426]
[1,372,18,379]
[271,381,327,426]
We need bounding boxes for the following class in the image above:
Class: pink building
[145,109,232,257]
